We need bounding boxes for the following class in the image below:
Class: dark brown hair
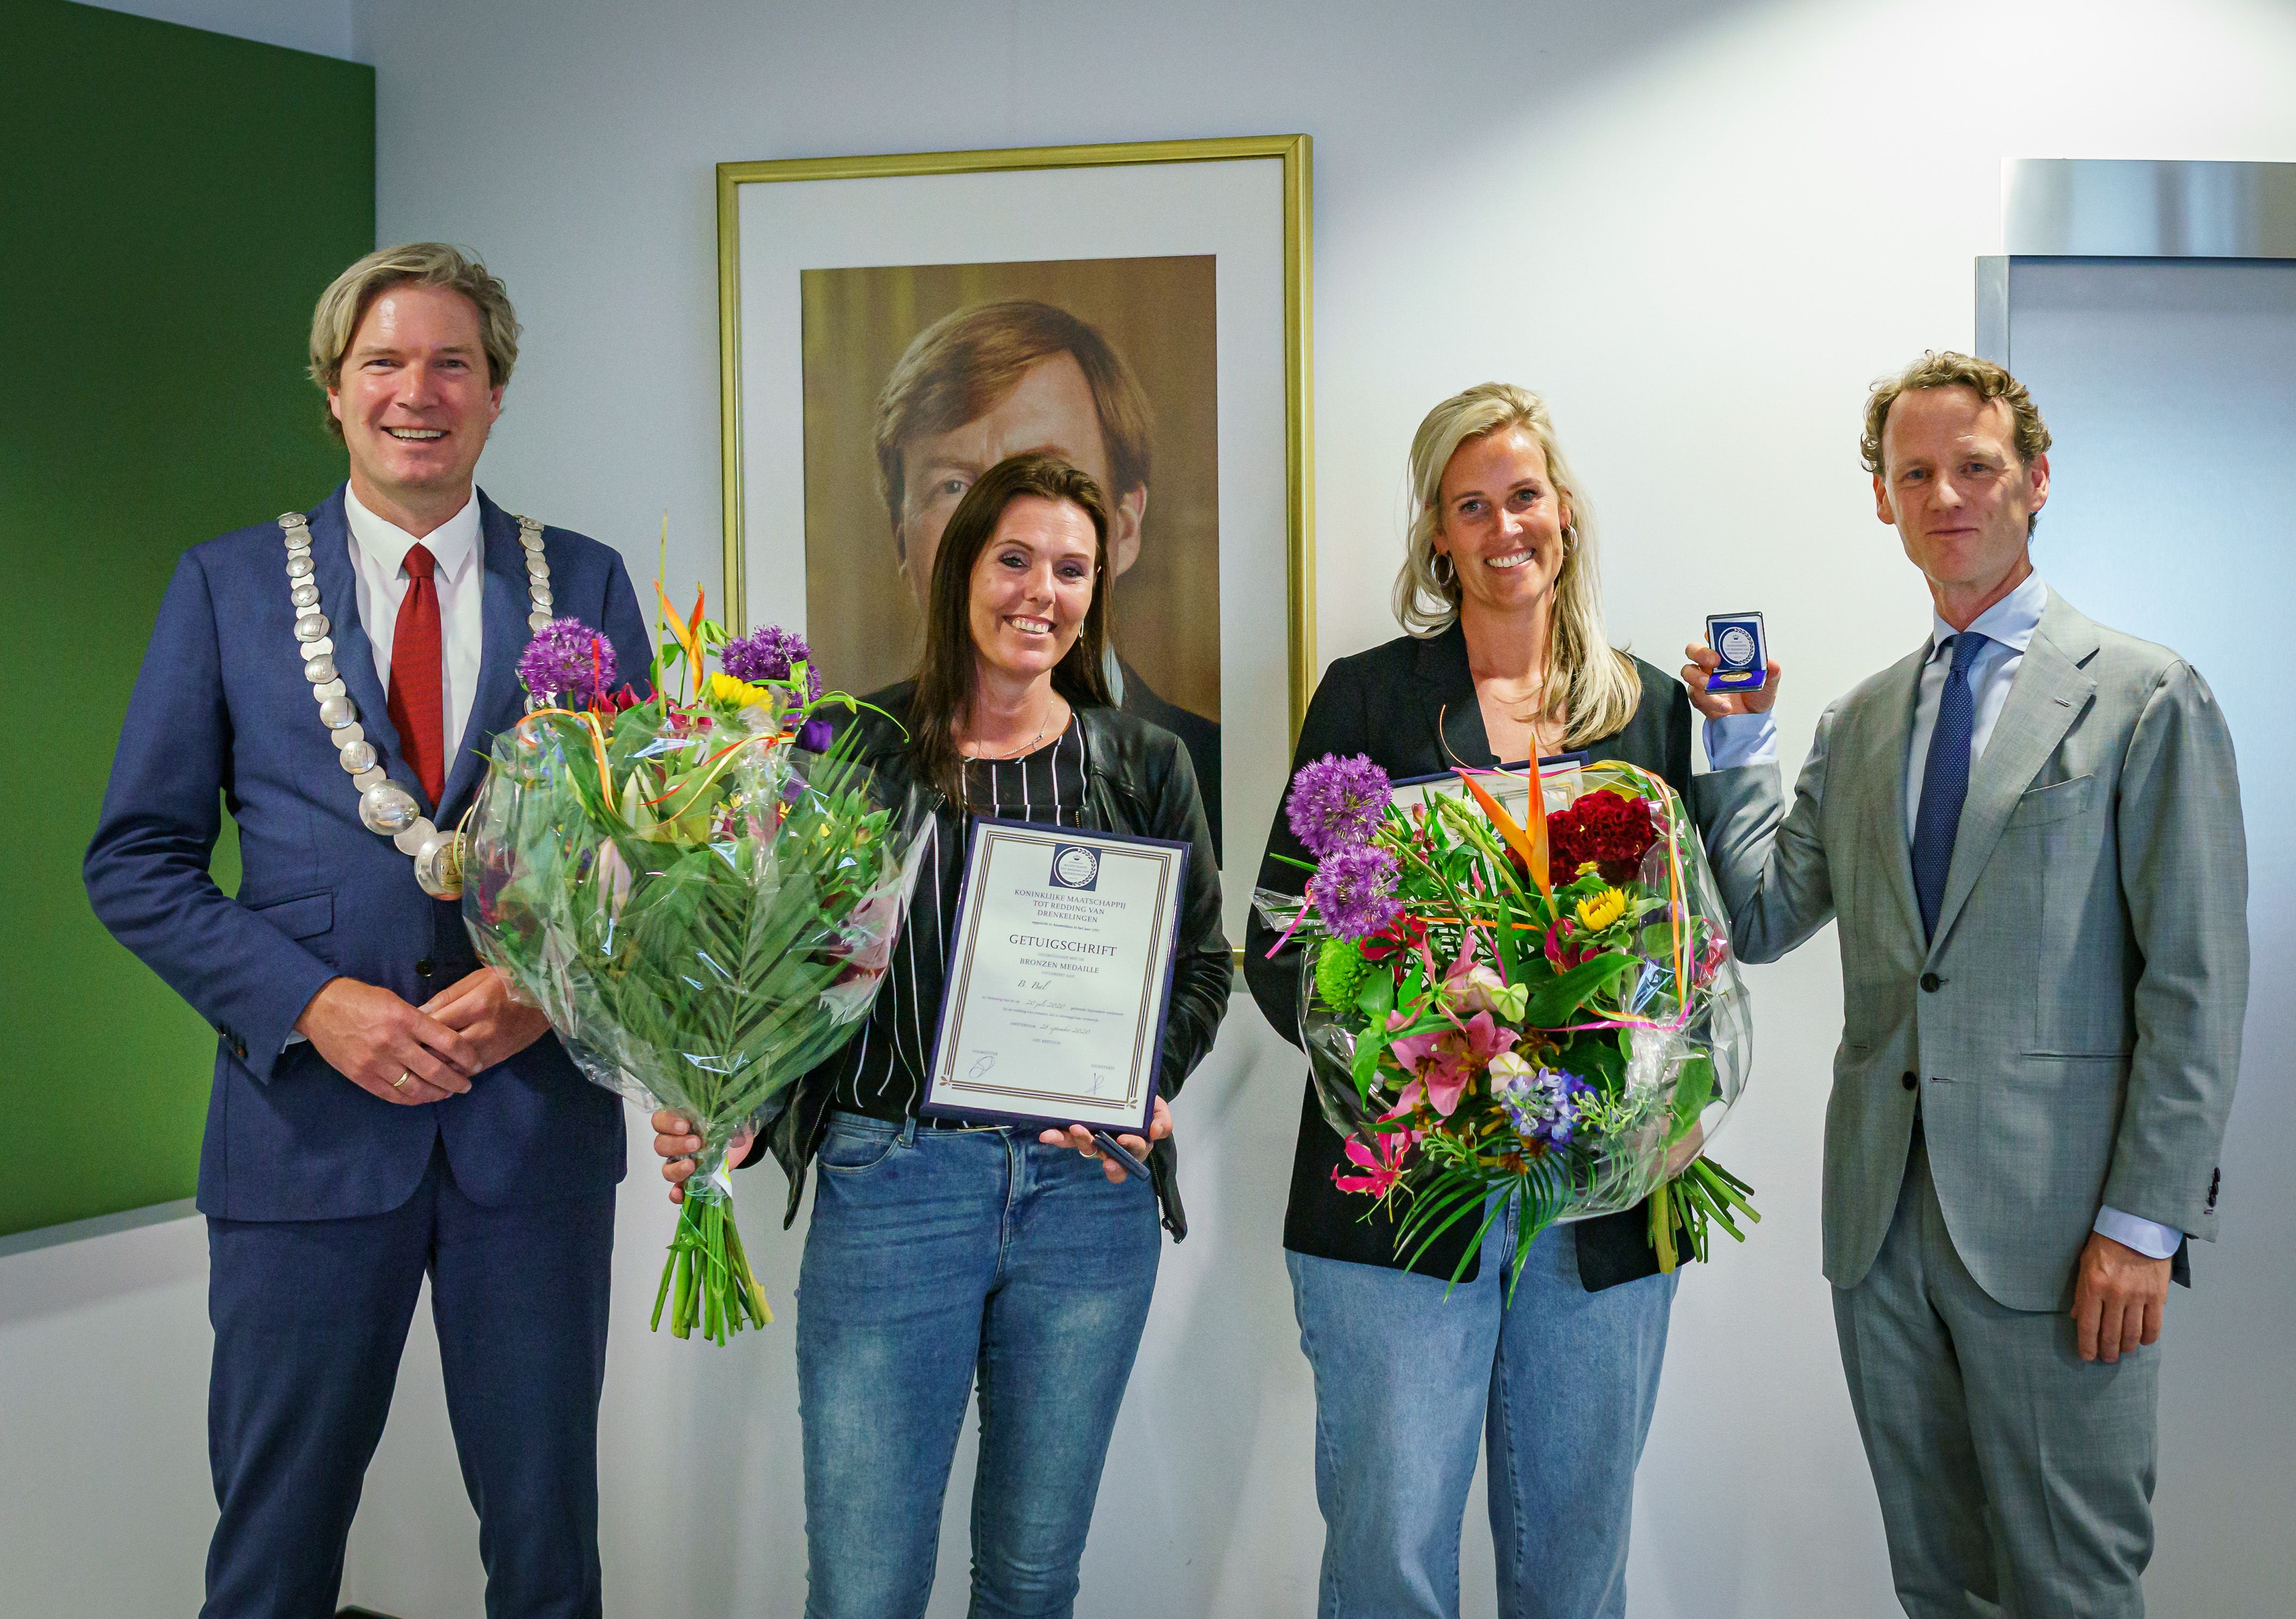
[873,299,1153,552]
[908,454,1114,809]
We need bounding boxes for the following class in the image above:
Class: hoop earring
[1431,551,1456,589]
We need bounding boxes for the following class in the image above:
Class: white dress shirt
[283,490,486,1051]
[1703,572,2182,1260]
[342,484,486,768]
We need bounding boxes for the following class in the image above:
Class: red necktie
[387,542,445,805]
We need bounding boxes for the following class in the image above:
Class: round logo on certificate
[1051,845,1101,891]
[1719,626,1757,667]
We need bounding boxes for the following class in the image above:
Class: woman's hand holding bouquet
[1258,752,1759,1287]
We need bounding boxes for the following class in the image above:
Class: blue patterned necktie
[1912,631,1988,941]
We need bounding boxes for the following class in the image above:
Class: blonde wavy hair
[307,243,521,441]
[1393,382,1641,748]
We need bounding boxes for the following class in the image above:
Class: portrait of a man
[802,257,1222,850]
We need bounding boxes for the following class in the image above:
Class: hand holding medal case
[1704,612,1768,693]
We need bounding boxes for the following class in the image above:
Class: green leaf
[1350,1022,1388,1102]
[1492,910,1522,983]
[1521,950,1632,1026]
[1671,1053,1716,1130]
[1553,1034,1626,1095]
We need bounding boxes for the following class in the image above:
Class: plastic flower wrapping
[463,593,929,1342]
[1256,755,1759,1286]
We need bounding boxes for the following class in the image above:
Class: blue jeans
[796,1112,1161,1618]
[1287,1199,1678,1619]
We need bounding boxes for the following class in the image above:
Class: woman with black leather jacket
[654,452,1227,1618]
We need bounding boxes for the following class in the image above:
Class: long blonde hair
[1392,382,1641,749]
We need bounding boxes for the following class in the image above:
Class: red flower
[1546,790,1659,885]
[1357,912,1428,963]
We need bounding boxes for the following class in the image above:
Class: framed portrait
[716,135,1313,900]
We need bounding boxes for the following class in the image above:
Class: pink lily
[830,888,904,972]
[1440,930,1527,1021]
[1332,1127,1417,1197]
[1389,1010,1519,1118]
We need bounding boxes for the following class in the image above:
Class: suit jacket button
[1919,971,1942,992]
[416,958,436,979]
[1901,1070,1918,1091]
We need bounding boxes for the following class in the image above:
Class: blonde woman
[1244,383,1724,1618]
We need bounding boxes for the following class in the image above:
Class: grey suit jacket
[1698,590,2248,1311]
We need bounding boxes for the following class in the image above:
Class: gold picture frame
[714,134,1315,749]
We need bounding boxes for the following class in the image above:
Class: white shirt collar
[342,484,484,583]
[1927,567,2049,661]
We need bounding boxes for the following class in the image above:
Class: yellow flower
[1574,886,1627,932]
[706,671,774,709]
[1574,860,1601,880]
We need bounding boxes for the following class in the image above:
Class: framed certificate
[921,821,1189,1132]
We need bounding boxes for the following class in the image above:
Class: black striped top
[827,721,1091,1122]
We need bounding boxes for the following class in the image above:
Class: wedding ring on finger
[392,1070,411,1090]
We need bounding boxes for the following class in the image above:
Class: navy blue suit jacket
[86,485,652,1222]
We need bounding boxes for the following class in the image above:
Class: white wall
[12,1,2295,1614]
[71,0,362,61]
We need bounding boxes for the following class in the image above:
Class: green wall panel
[0,1,374,1236]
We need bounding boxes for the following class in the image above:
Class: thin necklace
[960,698,1062,761]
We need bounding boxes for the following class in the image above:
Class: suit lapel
[1415,625,1494,771]
[438,490,533,820]
[305,486,411,802]
[1927,592,2099,953]
[1851,642,1928,947]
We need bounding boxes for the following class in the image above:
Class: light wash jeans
[1287,1197,1678,1619]
[795,1111,1161,1619]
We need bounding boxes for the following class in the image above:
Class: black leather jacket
[758,686,1231,1238]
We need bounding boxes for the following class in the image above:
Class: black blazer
[1243,624,1697,1291]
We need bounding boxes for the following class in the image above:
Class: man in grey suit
[1684,351,2248,1617]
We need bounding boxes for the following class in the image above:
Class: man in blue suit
[86,243,652,1618]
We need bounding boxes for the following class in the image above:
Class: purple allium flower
[1285,753,1392,857]
[1493,1062,1593,1148]
[721,625,823,701]
[796,716,835,752]
[518,617,617,706]
[1312,842,1402,941]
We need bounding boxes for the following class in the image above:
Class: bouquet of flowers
[463,590,929,1343]
[1257,754,1759,1287]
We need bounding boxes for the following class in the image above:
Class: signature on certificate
[967,1052,998,1081]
